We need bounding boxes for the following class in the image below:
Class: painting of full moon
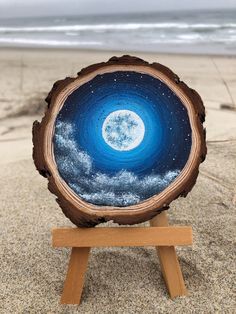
[102,110,145,151]
[53,70,192,207]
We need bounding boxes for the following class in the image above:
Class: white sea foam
[0,38,102,46]
[54,121,180,206]
[0,23,236,33]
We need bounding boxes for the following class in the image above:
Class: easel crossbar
[52,226,192,247]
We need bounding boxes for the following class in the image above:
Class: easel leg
[150,211,188,298]
[61,247,90,304]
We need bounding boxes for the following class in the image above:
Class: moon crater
[102,110,145,151]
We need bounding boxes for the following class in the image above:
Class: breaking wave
[0,23,236,33]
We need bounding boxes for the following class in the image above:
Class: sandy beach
[0,48,235,313]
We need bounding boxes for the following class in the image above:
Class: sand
[0,48,235,313]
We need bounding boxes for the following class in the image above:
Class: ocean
[0,9,236,55]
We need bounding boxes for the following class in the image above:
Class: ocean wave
[0,37,102,46]
[0,34,235,49]
[54,121,180,207]
[0,23,236,33]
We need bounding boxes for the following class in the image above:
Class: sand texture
[0,48,235,313]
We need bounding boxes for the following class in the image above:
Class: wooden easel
[52,211,192,304]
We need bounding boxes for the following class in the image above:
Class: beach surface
[0,48,235,313]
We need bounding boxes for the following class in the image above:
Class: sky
[0,0,236,18]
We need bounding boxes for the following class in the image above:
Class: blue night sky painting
[53,71,192,207]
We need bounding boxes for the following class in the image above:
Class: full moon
[102,110,145,151]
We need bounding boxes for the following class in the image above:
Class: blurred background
[0,0,236,54]
[0,1,236,313]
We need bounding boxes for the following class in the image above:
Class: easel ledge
[52,212,193,304]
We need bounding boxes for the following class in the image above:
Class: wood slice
[32,55,206,227]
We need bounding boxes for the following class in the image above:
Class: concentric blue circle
[53,71,192,207]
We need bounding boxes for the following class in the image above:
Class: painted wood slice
[33,55,206,227]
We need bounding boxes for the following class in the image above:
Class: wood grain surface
[32,55,206,227]
[52,226,193,247]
